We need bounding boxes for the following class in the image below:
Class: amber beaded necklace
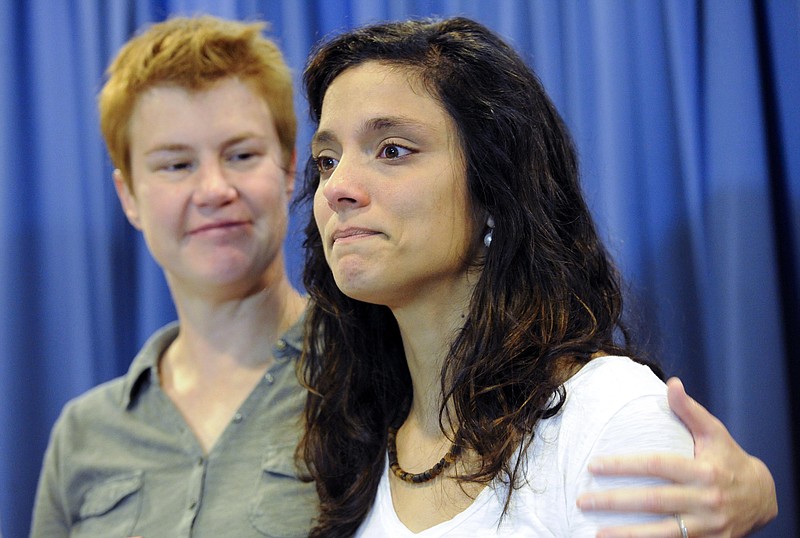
[387,426,463,484]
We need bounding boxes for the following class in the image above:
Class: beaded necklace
[387,426,463,483]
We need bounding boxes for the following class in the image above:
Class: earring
[483,216,495,248]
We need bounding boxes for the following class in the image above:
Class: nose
[321,158,369,212]
[192,160,237,207]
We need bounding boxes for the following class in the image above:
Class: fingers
[577,484,703,514]
[594,515,720,538]
[585,379,777,536]
[587,453,714,485]
[582,493,731,537]
[665,378,725,443]
[594,518,683,538]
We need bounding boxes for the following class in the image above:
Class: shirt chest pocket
[73,471,144,537]
[249,445,318,537]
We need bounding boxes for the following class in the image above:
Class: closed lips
[190,220,248,234]
[332,228,379,242]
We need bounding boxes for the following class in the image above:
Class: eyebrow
[311,115,429,148]
[143,134,264,156]
[144,143,192,156]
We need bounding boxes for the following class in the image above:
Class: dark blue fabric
[1,1,796,536]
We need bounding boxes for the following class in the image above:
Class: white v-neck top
[355,356,693,537]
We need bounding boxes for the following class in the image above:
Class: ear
[284,149,298,198]
[113,169,142,230]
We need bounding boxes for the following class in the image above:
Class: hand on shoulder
[577,378,777,537]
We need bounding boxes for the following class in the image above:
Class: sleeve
[30,412,72,538]
[565,393,694,536]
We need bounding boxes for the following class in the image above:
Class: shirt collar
[118,314,306,408]
[120,322,180,409]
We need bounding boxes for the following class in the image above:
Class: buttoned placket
[178,435,208,536]
[174,336,293,536]
[267,338,289,384]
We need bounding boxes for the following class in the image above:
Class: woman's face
[116,77,295,300]
[312,61,476,309]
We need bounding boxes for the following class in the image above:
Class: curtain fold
[1,1,796,536]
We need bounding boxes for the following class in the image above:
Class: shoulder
[50,376,129,444]
[533,356,692,466]
[52,322,179,442]
[563,355,666,412]
[512,357,692,531]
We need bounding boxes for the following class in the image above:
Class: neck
[166,273,306,376]
[392,294,471,436]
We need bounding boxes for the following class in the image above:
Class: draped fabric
[1,1,797,536]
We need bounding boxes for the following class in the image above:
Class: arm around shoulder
[578,377,778,537]
[556,360,694,535]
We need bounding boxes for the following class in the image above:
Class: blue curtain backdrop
[1,1,797,536]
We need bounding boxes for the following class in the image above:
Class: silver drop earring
[484,216,495,248]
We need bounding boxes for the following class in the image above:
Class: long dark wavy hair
[297,16,660,537]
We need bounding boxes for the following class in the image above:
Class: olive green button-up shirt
[31,319,317,538]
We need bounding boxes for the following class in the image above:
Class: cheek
[313,188,331,235]
[135,186,174,227]
[312,188,335,260]
[258,183,290,221]
[428,187,474,257]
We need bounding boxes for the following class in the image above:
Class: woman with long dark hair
[298,17,776,537]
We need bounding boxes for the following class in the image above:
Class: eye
[225,145,264,168]
[377,143,413,160]
[315,155,339,174]
[161,161,193,173]
[229,151,255,162]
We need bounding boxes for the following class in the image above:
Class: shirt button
[233,412,243,423]
[189,500,197,510]
[275,339,287,351]
[264,373,274,384]
[197,457,204,466]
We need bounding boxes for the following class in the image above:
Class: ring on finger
[674,514,689,538]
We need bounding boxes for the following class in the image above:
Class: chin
[333,274,378,304]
